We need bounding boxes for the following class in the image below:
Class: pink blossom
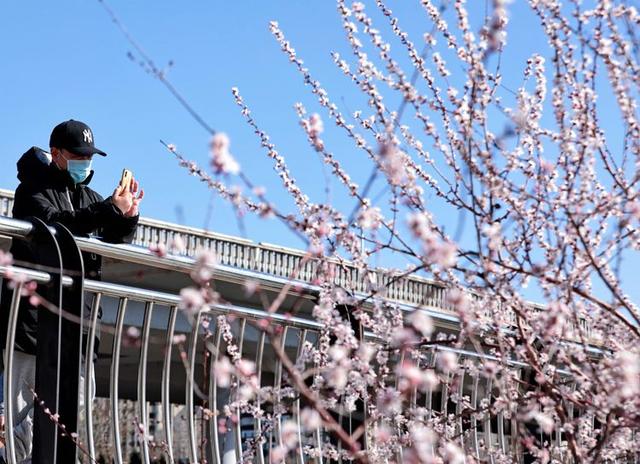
[281,420,299,448]
[191,249,217,284]
[408,310,434,339]
[237,383,256,401]
[434,240,457,268]
[149,243,167,257]
[374,424,392,443]
[210,132,240,175]
[329,344,349,362]
[357,205,383,230]
[441,442,465,464]
[213,356,233,388]
[327,365,349,390]
[391,326,419,347]
[305,113,324,135]
[533,412,555,435]
[397,361,423,389]
[300,408,322,430]
[481,360,499,379]
[483,222,502,251]
[407,213,458,268]
[270,445,288,463]
[437,351,458,373]
[179,287,207,316]
[172,334,187,345]
[6,271,28,288]
[126,326,140,339]
[351,2,365,13]
[218,418,227,434]
[0,250,13,266]
[243,279,259,296]
[539,158,554,173]
[629,200,640,220]
[446,288,470,313]
[398,362,439,392]
[410,425,436,460]
[169,234,186,254]
[21,281,37,296]
[357,342,376,363]
[616,350,640,400]
[378,140,410,186]
[236,359,256,377]
[376,388,402,415]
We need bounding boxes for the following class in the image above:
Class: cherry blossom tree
[110,0,640,462]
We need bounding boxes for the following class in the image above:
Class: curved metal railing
[0,188,454,312]
[0,188,596,343]
[0,205,601,463]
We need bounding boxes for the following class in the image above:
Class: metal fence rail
[0,202,611,462]
[0,188,596,342]
[0,188,453,312]
[0,214,543,463]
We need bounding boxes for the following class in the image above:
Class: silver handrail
[470,374,481,459]
[208,326,223,464]
[4,281,24,464]
[84,292,102,460]
[137,301,154,464]
[0,192,458,315]
[0,265,73,286]
[186,310,202,463]
[0,193,604,462]
[110,297,129,464]
[162,306,178,464]
[0,215,38,238]
[3,259,569,462]
[294,329,307,464]
[2,211,596,343]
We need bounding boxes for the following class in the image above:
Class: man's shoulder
[15,180,54,196]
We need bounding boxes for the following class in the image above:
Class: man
[0,119,143,462]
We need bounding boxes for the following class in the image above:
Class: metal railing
[0,214,554,463]
[0,188,454,313]
[0,191,610,462]
[0,188,597,343]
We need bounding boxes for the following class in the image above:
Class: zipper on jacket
[65,188,75,212]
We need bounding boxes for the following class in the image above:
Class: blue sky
[1,1,637,305]
[1,1,390,243]
[0,0,540,244]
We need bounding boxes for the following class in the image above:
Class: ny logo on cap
[83,129,93,144]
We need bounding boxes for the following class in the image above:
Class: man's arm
[100,196,139,244]
[13,184,123,236]
[99,183,142,244]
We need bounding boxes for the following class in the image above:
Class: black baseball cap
[49,120,107,157]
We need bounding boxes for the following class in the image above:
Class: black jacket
[1,146,139,354]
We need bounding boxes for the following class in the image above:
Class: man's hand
[112,177,144,217]
[124,178,144,217]
[112,183,132,214]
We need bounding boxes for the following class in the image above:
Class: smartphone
[119,169,133,190]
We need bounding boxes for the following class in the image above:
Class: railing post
[27,218,63,464]
[52,223,85,462]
